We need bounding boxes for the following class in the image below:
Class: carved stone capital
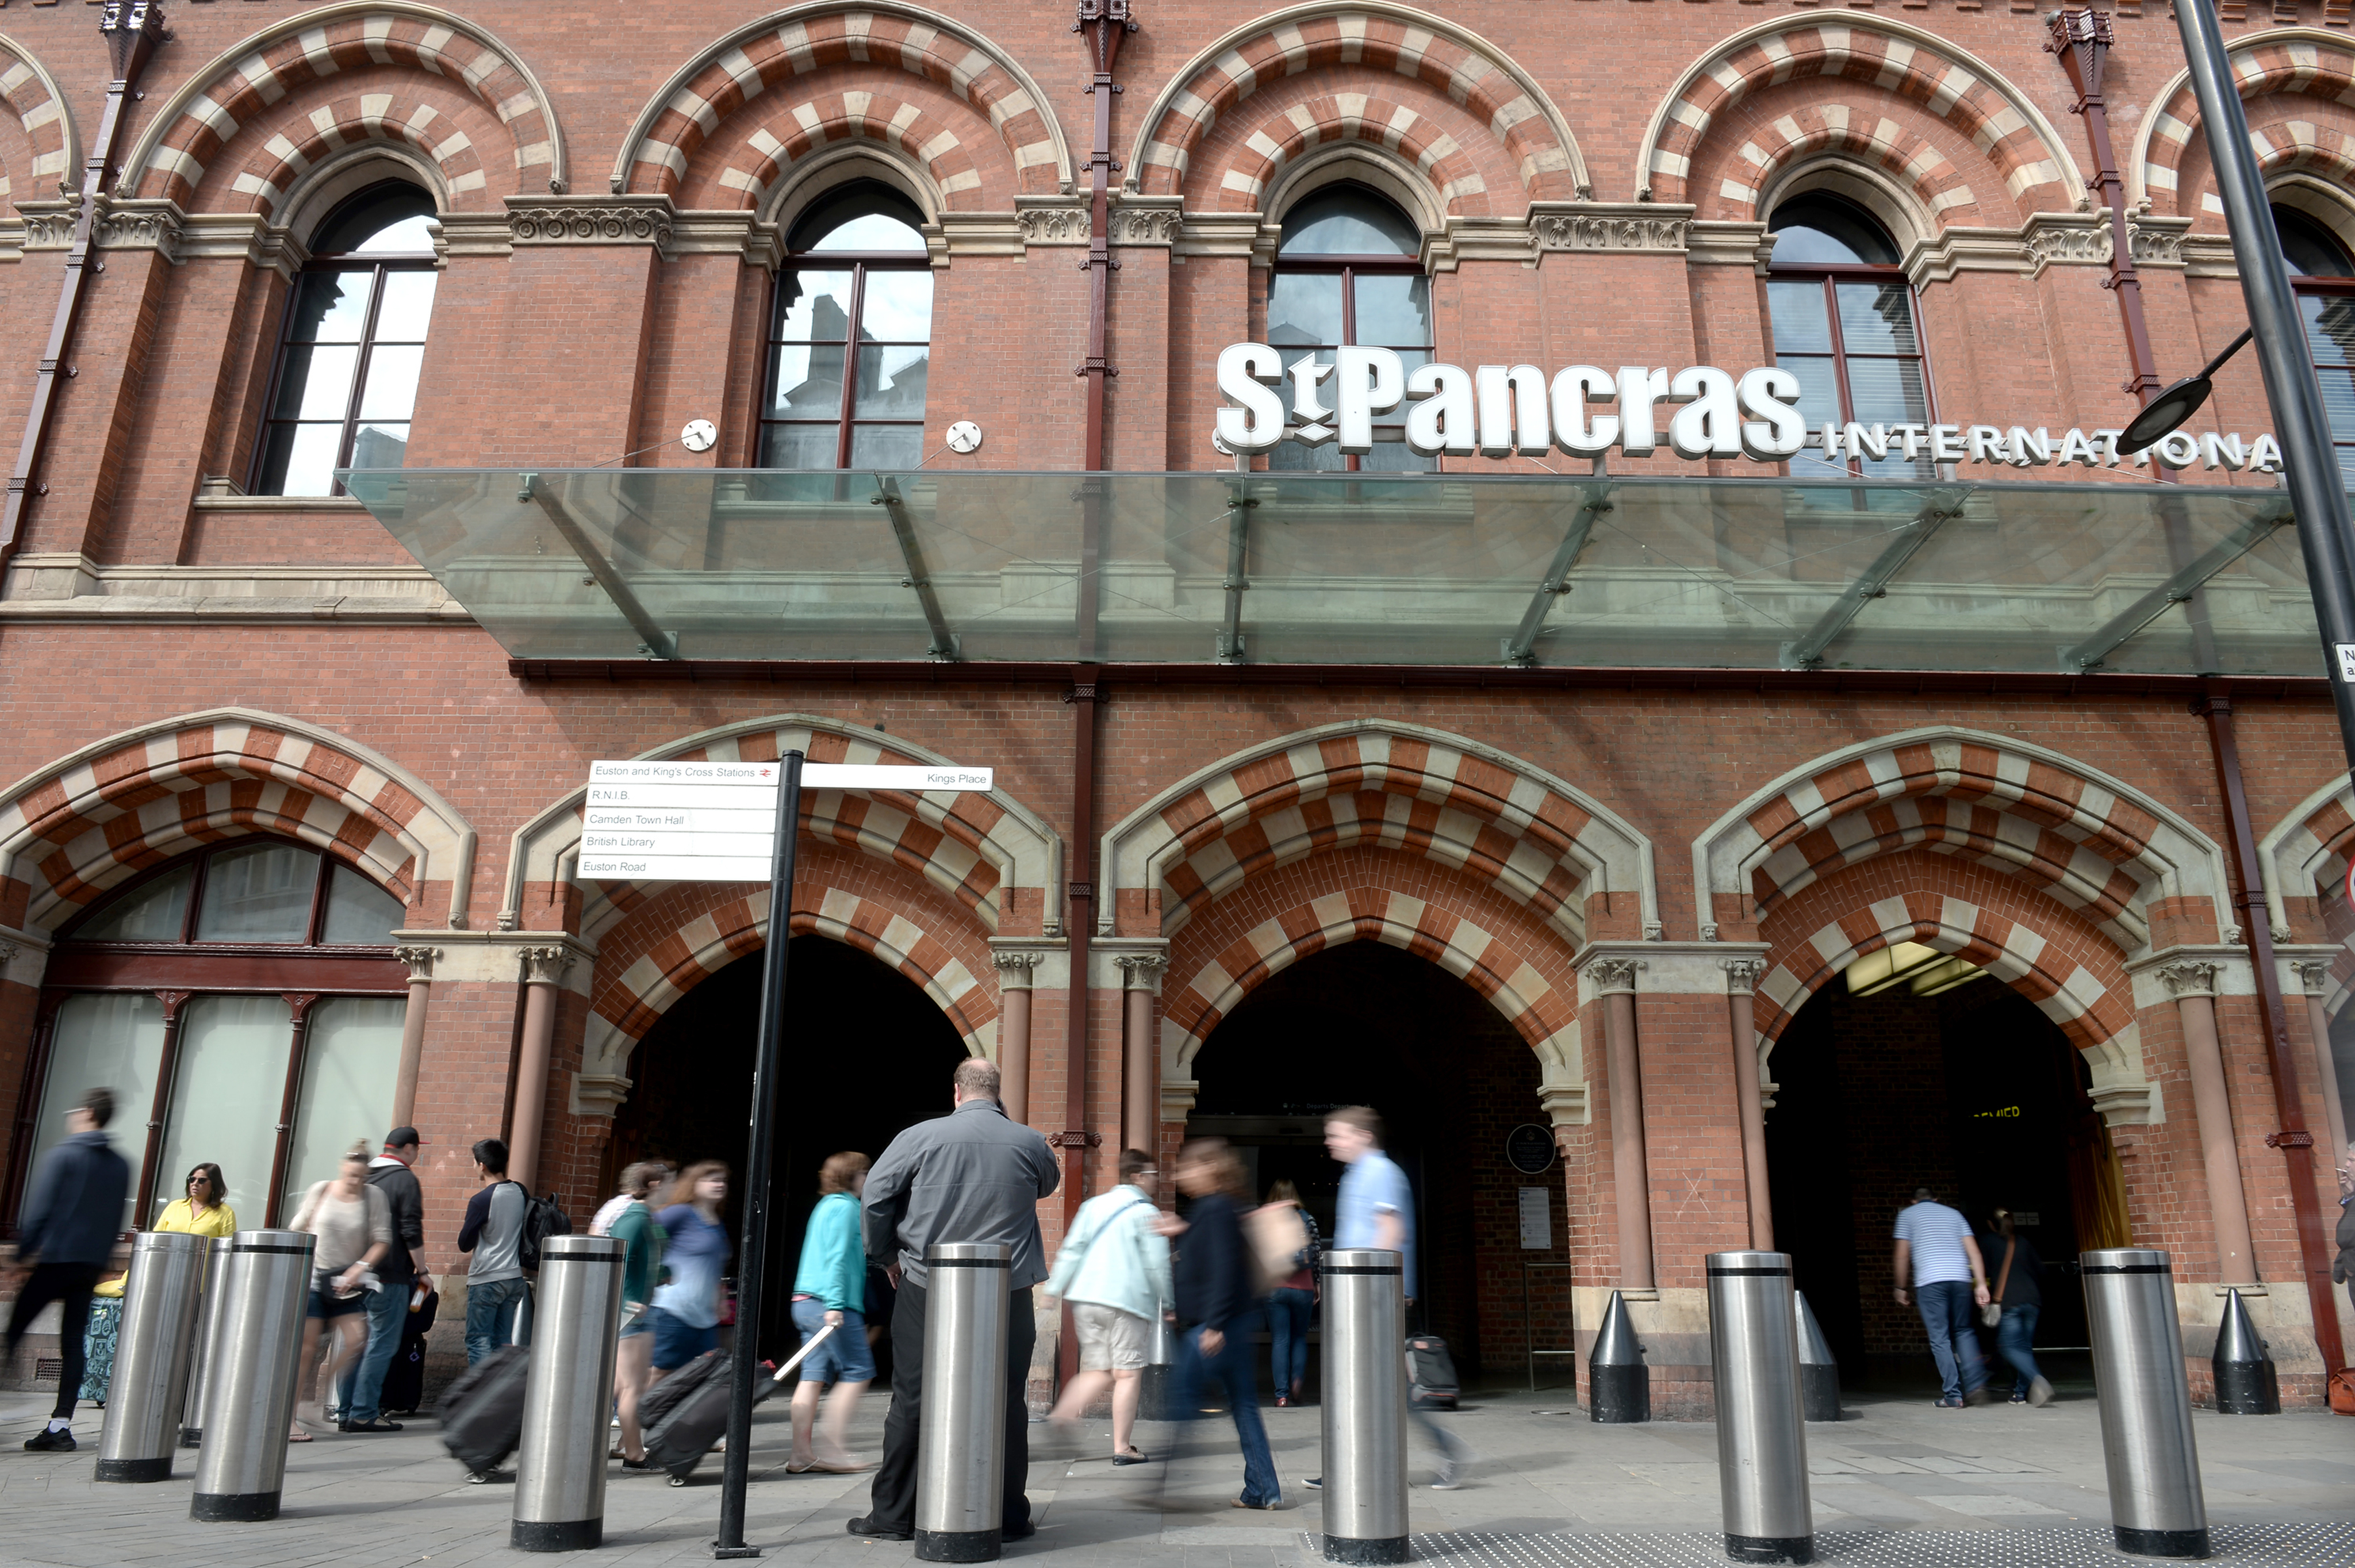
[1720,957,1768,995]
[1109,198,1182,247]
[519,944,576,986]
[1585,956,1647,995]
[2293,959,2333,997]
[393,944,443,982]
[2020,211,2111,278]
[2157,959,2222,999]
[993,949,1046,990]
[1014,197,1090,247]
[2127,214,2192,270]
[16,198,82,252]
[1530,202,1693,257]
[1115,953,1168,993]
[508,196,674,248]
[0,942,18,972]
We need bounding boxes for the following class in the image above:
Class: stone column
[511,944,574,1193]
[1117,954,1168,1156]
[2159,961,2258,1283]
[1589,957,1654,1291]
[390,944,441,1131]
[1722,957,1774,1251]
[993,950,1042,1126]
[2293,960,2350,1163]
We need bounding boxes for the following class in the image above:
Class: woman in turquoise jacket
[788,1151,876,1472]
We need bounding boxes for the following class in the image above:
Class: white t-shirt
[1893,1199,1974,1285]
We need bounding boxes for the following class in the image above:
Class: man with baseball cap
[340,1127,429,1432]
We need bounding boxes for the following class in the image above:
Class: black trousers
[867,1278,1035,1534]
[5,1262,102,1420]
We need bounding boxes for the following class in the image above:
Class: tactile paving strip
[1302,1523,2355,1566]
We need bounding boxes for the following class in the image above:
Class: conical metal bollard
[1589,1289,1648,1423]
[2210,1288,2279,1415]
[1794,1291,1841,1424]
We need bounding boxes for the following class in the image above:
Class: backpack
[516,1185,572,1272]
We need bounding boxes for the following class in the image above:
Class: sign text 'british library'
[1213,344,2280,474]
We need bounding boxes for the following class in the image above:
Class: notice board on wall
[1518,1186,1552,1251]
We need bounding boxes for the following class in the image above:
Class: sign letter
[1406,362,1476,457]
[1334,346,1406,455]
[1668,366,1743,459]
[1550,366,1618,455]
[1215,344,1286,454]
[1617,366,1671,457]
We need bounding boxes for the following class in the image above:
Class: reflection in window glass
[281,996,404,1220]
[2286,208,2355,481]
[1268,186,1432,473]
[762,185,932,469]
[26,994,166,1233]
[321,867,405,946]
[1768,193,1932,480]
[195,842,320,943]
[74,864,193,942]
[158,995,293,1226]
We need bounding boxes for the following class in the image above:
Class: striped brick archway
[1633,17,2082,221]
[0,707,475,932]
[1690,726,2233,957]
[2131,29,2355,216]
[609,3,1070,204]
[695,90,992,214]
[1100,720,1658,948]
[1121,3,1589,207]
[116,3,566,211]
[0,33,77,205]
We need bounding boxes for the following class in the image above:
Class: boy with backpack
[456,1138,533,1364]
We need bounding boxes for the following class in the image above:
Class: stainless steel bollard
[181,1236,232,1447]
[96,1230,210,1481]
[1320,1248,1408,1566]
[1793,1290,1841,1424]
[189,1230,314,1522]
[1138,1304,1180,1421]
[512,1235,625,1551]
[2083,1248,2209,1558]
[1707,1251,1813,1566]
[915,1242,1011,1563]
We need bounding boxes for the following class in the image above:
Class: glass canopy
[337,468,2317,676]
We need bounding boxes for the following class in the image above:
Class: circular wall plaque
[1506,1122,1556,1175]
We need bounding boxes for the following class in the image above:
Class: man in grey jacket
[849,1057,1058,1543]
[5,1087,130,1451]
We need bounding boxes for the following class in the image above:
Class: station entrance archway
[605,935,969,1359]
[1185,941,1548,1389]
[1763,953,2130,1382]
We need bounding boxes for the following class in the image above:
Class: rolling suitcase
[1406,1333,1460,1410]
[639,1323,837,1485]
[379,1286,439,1416]
[439,1343,530,1476]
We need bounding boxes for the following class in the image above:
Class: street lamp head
[2118,374,2214,454]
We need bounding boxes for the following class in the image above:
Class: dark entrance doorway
[605,935,969,1362]
[1763,954,2130,1387]
[1186,941,1551,1389]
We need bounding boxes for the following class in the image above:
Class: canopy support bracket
[1781,492,1969,671]
[2059,505,2291,673]
[1503,484,1613,665]
[1218,490,1255,663]
[521,472,678,660]
[873,478,961,661]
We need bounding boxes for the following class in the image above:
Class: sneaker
[845,1517,914,1542]
[2027,1377,2054,1408]
[23,1427,75,1452]
[1004,1519,1038,1539]
[338,1417,403,1433]
[1931,1395,1965,1409]
[2008,1391,2027,1405]
[1432,1460,1463,1490]
[1302,1476,1323,1489]
[619,1456,661,1474]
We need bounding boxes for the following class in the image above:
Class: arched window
[1267,186,1433,472]
[1767,193,1934,480]
[253,182,440,497]
[2277,204,2355,480]
[11,839,411,1233]
[760,182,934,469]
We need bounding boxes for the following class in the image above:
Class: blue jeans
[1914,1279,1987,1401]
[1178,1314,1280,1508]
[1995,1303,2042,1396]
[464,1276,531,1366]
[340,1281,410,1422]
[1266,1288,1313,1396]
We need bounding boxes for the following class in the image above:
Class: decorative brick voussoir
[2135,28,2355,218]
[0,35,78,196]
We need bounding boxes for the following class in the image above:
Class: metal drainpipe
[0,3,171,574]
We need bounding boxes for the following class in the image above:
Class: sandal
[287,1428,314,1443]
[1112,1448,1149,1466]
[787,1459,816,1473]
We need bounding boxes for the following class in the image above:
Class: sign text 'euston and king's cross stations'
[1213,344,2282,474]
[576,759,994,881]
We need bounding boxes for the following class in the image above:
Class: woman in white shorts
[1045,1148,1172,1463]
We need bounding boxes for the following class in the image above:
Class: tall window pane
[195,842,320,943]
[24,994,167,1233]
[1267,186,1432,473]
[761,185,931,469]
[255,183,439,497]
[281,996,405,1219]
[321,865,405,946]
[73,864,193,942]
[2281,205,2355,482]
[156,995,294,1226]
[1768,193,1935,480]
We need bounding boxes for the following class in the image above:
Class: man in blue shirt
[5,1087,131,1451]
[1317,1105,1469,1488]
[1893,1186,1992,1408]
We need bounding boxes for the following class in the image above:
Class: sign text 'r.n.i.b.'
[574,759,993,883]
[1212,344,2281,474]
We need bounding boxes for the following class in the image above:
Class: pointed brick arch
[0,33,77,206]
[610,3,1070,205]
[1692,726,2231,956]
[1635,17,2082,223]
[0,708,474,932]
[2132,29,2355,216]
[1122,3,1587,208]
[117,3,565,210]
[1102,721,1657,948]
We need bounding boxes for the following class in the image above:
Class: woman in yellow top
[154,1163,237,1236]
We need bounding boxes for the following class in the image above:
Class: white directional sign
[576,758,993,881]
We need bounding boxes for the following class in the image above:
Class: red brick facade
[4,2,2353,1409]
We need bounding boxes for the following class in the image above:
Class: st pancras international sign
[1212,344,2283,474]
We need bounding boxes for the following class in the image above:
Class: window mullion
[334,264,393,493]
[1820,276,1861,476]
[838,263,867,470]
[266,994,320,1227]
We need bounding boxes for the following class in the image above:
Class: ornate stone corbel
[1014,197,1090,247]
[1109,200,1182,247]
[572,1073,634,1118]
[508,195,674,248]
[2156,959,2222,999]
[1529,202,1693,256]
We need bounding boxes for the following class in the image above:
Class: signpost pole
[714,749,803,1559]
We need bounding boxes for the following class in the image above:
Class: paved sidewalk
[0,1377,2348,1567]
